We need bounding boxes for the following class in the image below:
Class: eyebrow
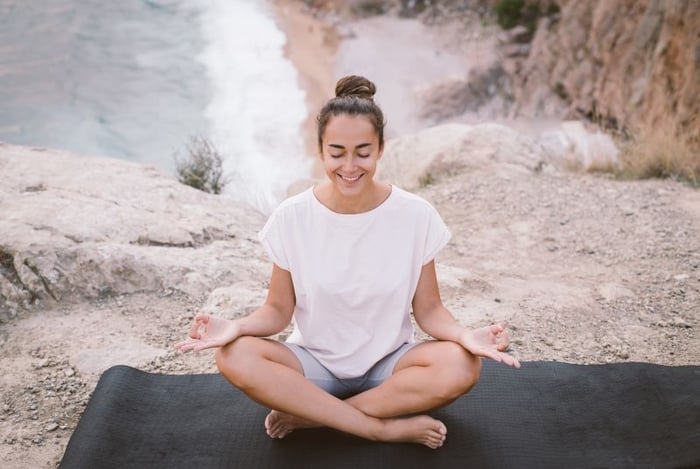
[328,143,372,150]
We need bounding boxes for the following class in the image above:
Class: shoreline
[269,0,338,180]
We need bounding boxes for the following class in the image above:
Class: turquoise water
[0,0,309,212]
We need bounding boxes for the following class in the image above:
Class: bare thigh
[392,340,481,378]
[215,336,305,378]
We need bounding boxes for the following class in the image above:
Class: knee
[214,336,259,388]
[438,342,481,399]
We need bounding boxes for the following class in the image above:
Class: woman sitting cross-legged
[175,75,520,449]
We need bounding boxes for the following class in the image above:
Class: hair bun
[335,75,376,100]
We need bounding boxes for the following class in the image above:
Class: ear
[377,142,384,160]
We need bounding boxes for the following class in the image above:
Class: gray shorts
[282,342,417,399]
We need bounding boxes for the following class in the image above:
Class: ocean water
[0,0,309,213]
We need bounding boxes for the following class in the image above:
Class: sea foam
[198,0,310,213]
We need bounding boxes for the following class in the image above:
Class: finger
[194,312,210,322]
[188,314,210,339]
[188,319,201,340]
[479,349,520,369]
[174,338,195,348]
[175,340,198,352]
[175,343,191,352]
[192,341,219,352]
[478,349,504,364]
[499,352,521,368]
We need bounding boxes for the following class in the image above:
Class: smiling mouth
[339,174,362,182]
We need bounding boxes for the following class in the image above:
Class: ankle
[367,418,389,442]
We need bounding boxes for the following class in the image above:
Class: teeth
[340,174,361,182]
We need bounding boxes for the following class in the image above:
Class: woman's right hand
[174,313,242,352]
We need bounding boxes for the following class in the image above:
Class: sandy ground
[270,0,339,163]
[1,2,698,468]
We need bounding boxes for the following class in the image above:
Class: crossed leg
[215,337,481,449]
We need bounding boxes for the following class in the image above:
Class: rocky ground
[1,2,698,468]
[1,134,698,468]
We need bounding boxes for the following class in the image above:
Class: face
[320,114,383,197]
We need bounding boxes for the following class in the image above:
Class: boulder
[0,143,268,318]
[377,122,545,189]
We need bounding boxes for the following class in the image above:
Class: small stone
[673,274,689,281]
[46,423,59,432]
[671,317,690,328]
[64,368,75,377]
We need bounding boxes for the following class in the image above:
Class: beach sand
[270,0,338,180]
[269,1,483,182]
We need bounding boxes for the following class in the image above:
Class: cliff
[506,0,699,143]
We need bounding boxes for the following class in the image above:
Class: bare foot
[379,415,447,449]
[264,410,318,439]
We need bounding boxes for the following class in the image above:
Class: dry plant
[617,117,699,186]
[174,136,229,194]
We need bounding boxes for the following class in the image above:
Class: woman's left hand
[459,324,521,368]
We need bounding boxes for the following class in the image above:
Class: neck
[316,181,391,214]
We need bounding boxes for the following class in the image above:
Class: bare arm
[237,263,296,337]
[412,261,520,368]
[175,263,295,352]
[411,261,465,341]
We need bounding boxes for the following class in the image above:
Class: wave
[197,0,310,213]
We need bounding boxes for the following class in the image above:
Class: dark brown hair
[316,75,386,151]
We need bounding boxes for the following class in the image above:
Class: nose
[342,155,357,171]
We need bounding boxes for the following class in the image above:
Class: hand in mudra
[174,313,241,352]
[459,324,520,368]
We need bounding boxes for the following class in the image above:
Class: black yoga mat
[59,361,699,469]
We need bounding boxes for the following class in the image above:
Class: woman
[176,75,519,449]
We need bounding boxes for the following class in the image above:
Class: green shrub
[174,136,228,194]
[495,0,554,33]
[495,0,525,29]
[351,0,389,17]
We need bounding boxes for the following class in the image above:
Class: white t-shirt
[258,186,451,378]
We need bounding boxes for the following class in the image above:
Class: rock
[45,423,59,432]
[537,120,620,171]
[507,0,700,145]
[201,281,268,318]
[0,144,269,312]
[418,63,512,122]
[378,122,544,190]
